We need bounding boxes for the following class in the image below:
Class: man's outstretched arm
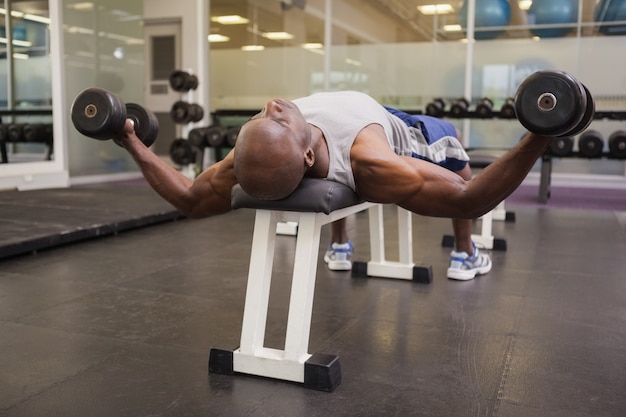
[117,120,237,218]
[351,125,551,219]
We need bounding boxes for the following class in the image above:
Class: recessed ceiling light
[417,4,453,15]
[211,15,249,25]
[262,32,294,40]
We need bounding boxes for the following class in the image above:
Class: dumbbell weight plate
[169,70,199,92]
[189,103,204,123]
[169,138,195,165]
[450,98,469,117]
[71,88,127,140]
[500,98,516,118]
[559,83,595,138]
[608,130,626,159]
[514,70,587,136]
[475,98,493,117]
[171,101,190,124]
[425,98,445,118]
[126,103,159,147]
[225,126,240,147]
[7,124,23,142]
[188,127,208,148]
[549,136,574,157]
[578,130,604,158]
[206,125,226,147]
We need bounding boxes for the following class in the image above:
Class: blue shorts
[384,106,468,172]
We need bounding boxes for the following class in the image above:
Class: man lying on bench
[115,91,554,281]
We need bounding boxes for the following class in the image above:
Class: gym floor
[0,181,625,417]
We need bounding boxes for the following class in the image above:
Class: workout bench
[208,178,432,392]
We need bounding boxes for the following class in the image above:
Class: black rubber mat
[0,181,184,260]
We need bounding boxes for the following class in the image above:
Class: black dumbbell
[514,70,594,137]
[475,97,494,118]
[500,97,516,118]
[169,138,196,165]
[450,98,470,117]
[608,130,626,159]
[169,70,199,92]
[23,124,53,145]
[548,136,574,157]
[0,125,7,143]
[71,88,159,147]
[7,124,24,142]
[170,101,204,124]
[188,127,209,149]
[225,125,241,147]
[577,130,604,158]
[425,98,445,117]
[206,125,227,147]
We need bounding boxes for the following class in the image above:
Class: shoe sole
[328,260,352,271]
[447,263,492,280]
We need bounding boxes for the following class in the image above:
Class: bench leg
[209,210,341,392]
[353,206,432,283]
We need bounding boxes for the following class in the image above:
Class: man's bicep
[188,152,238,217]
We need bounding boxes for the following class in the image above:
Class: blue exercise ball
[458,0,512,40]
[595,0,626,35]
[527,0,578,38]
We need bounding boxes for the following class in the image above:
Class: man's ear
[304,147,315,168]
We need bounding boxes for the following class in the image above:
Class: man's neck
[307,124,329,178]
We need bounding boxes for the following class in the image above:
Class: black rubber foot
[351,261,368,277]
[208,348,234,375]
[493,238,507,251]
[505,211,516,222]
[304,353,342,392]
[413,266,433,284]
[441,234,455,247]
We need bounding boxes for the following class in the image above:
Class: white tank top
[293,91,416,190]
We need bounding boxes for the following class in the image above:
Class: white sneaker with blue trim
[447,243,492,280]
[323,241,353,271]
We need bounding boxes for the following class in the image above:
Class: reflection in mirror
[0,0,52,164]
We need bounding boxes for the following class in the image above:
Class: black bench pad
[231,178,364,215]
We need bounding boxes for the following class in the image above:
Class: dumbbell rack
[169,69,204,179]
[0,109,54,164]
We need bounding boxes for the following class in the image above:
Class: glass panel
[0,0,52,164]
[63,0,144,176]
[209,0,626,178]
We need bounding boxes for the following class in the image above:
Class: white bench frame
[209,203,431,391]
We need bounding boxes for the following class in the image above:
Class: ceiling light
[24,14,51,24]
[443,24,462,32]
[417,4,454,15]
[302,42,323,49]
[208,34,230,43]
[67,2,94,11]
[211,15,249,25]
[518,1,532,11]
[0,37,33,47]
[241,45,265,51]
[262,32,294,40]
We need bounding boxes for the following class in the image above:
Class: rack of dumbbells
[168,71,248,174]
[424,93,626,203]
[167,70,205,177]
[0,109,54,164]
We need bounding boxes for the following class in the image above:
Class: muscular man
[117,91,552,279]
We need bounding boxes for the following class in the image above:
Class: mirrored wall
[0,0,52,165]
